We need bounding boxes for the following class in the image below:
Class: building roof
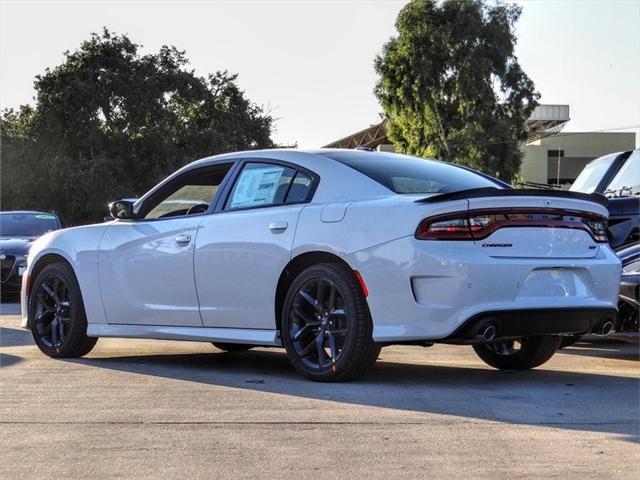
[324,104,570,149]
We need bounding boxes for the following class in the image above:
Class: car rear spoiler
[416,187,609,207]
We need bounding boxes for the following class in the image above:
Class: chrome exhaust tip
[480,324,497,342]
[601,320,614,336]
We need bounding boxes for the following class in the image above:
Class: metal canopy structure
[324,105,570,149]
[524,104,570,142]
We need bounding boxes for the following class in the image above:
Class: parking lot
[1,301,638,479]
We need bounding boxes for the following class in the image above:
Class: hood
[0,237,37,254]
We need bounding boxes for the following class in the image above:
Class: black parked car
[0,211,64,296]
[570,149,639,249]
[561,151,640,345]
[612,243,640,342]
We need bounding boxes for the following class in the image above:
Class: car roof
[0,210,58,216]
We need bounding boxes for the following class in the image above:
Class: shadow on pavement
[557,339,639,361]
[65,347,640,441]
[0,352,24,367]
[0,301,21,315]
[0,325,33,347]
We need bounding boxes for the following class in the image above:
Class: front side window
[226,163,297,210]
[142,163,232,219]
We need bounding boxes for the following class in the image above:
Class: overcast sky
[1,0,639,148]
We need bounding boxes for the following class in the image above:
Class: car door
[194,160,317,329]
[98,162,235,326]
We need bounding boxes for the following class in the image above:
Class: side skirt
[87,324,282,347]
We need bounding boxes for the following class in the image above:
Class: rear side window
[286,172,313,203]
[323,151,501,194]
[226,163,295,209]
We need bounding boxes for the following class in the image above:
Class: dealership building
[324,105,636,187]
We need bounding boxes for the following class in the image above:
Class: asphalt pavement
[1,303,638,479]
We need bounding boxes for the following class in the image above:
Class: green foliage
[374,0,540,181]
[1,29,274,224]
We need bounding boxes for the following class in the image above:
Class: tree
[374,0,539,182]
[1,29,274,224]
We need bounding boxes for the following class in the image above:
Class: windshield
[0,213,60,237]
[322,151,501,194]
[570,153,617,193]
[607,149,640,194]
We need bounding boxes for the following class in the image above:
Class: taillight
[585,218,608,242]
[416,216,473,240]
[416,209,609,242]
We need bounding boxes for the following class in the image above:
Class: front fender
[21,223,111,328]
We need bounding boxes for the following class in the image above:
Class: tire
[559,334,582,349]
[473,335,561,370]
[281,262,380,382]
[211,342,254,352]
[29,262,97,358]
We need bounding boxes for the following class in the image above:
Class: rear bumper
[347,236,621,342]
[442,307,617,344]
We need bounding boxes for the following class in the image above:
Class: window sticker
[230,166,285,208]
[35,214,57,220]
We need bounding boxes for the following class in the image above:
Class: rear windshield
[0,213,60,237]
[322,151,501,194]
[570,153,618,193]
[608,149,640,194]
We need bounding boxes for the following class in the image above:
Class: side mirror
[109,200,135,220]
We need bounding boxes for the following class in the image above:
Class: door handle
[175,234,192,245]
[269,221,288,233]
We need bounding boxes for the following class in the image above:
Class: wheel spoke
[315,332,326,368]
[52,277,62,303]
[298,291,319,312]
[58,315,65,339]
[292,305,319,325]
[292,324,311,342]
[41,283,55,302]
[328,333,337,363]
[316,281,327,309]
[328,283,336,310]
[35,310,54,324]
[300,335,318,356]
[51,317,59,345]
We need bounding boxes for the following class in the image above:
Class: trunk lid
[419,188,609,259]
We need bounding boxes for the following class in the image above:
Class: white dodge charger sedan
[21,149,620,381]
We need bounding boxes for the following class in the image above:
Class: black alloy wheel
[281,263,380,382]
[29,262,97,358]
[33,273,72,349]
[290,277,348,370]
